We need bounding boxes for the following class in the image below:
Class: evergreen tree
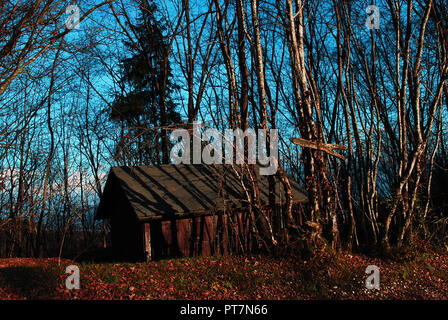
[111,0,180,165]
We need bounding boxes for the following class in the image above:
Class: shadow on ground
[0,266,59,299]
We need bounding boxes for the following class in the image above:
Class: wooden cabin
[95,164,307,261]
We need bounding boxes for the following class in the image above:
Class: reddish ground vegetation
[0,246,447,300]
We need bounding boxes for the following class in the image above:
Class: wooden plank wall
[150,212,251,260]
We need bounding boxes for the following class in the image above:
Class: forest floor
[0,244,447,300]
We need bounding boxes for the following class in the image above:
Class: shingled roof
[96,164,307,221]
